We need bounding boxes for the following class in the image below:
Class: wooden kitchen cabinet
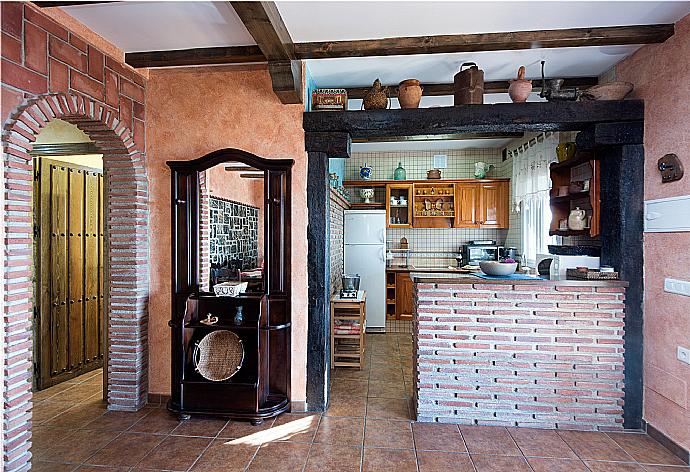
[395,272,414,320]
[455,183,480,228]
[478,181,509,228]
[386,183,413,228]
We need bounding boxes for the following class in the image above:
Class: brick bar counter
[412,273,628,431]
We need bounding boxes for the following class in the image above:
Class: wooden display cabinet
[549,152,600,237]
[386,183,413,228]
[412,182,456,228]
[454,180,509,229]
[385,271,396,319]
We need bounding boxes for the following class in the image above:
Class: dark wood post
[306,150,331,410]
[599,143,645,429]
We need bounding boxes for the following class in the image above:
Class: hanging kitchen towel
[472,273,545,281]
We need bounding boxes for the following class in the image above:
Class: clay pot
[397,79,423,109]
[363,79,389,110]
[508,66,533,103]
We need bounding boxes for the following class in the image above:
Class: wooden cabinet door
[479,182,509,228]
[386,183,413,228]
[395,272,414,320]
[455,183,480,228]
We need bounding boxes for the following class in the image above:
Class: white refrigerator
[344,210,386,332]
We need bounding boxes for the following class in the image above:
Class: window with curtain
[512,134,558,265]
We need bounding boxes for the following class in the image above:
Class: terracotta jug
[508,66,533,103]
[397,79,423,109]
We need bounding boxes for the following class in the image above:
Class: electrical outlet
[664,278,690,297]
[678,346,690,366]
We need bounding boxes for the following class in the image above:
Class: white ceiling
[59,1,690,89]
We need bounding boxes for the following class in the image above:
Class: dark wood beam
[126,45,264,68]
[352,132,523,143]
[230,1,302,104]
[344,77,598,100]
[303,101,645,138]
[34,1,117,6]
[294,24,674,59]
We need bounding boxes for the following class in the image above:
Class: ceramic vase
[397,79,423,109]
[360,188,374,204]
[508,66,533,103]
[393,162,406,180]
[359,164,372,180]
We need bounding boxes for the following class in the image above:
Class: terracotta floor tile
[314,416,364,446]
[460,426,522,456]
[558,430,635,462]
[269,412,321,443]
[171,417,228,437]
[75,466,129,472]
[584,461,647,471]
[332,367,371,381]
[190,439,258,472]
[51,383,102,403]
[608,433,687,466]
[32,382,76,401]
[82,409,151,431]
[218,418,275,439]
[642,466,690,471]
[39,429,120,463]
[332,378,369,397]
[31,461,78,472]
[508,427,578,458]
[527,457,591,472]
[326,395,367,417]
[304,443,362,472]
[247,441,310,471]
[32,401,74,423]
[416,451,474,472]
[136,435,212,471]
[366,397,411,420]
[471,454,532,472]
[364,418,414,449]
[368,380,408,399]
[363,447,417,472]
[84,432,165,467]
[413,422,466,452]
[31,426,75,456]
[128,408,182,435]
[43,404,107,429]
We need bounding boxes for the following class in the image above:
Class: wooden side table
[331,291,366,369]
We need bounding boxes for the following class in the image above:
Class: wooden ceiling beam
[230,1,302,104]
[352,132,524,143]
[34,1,118,6]
[344,77,598,99]
[126,45,265,68]
[294,24,674,59]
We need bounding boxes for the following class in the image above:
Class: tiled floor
[30,334,688,471]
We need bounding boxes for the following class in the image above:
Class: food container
[479,261,518,276]
[213,281,248,297]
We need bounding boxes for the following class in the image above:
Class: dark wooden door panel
[35,158,104,390]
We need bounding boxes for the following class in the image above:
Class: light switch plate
[664,278,690,297]
[678,346,690,365]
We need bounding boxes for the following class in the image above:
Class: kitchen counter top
[387,265,467,273]
[411,271,629,287]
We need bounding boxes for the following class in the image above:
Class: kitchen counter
[387,265,467,273]
[412,273,628,430]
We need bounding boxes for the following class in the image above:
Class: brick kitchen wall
[329,188,349,294]
[414,282,626,431]
[1,3,149,470]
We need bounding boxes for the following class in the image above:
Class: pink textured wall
[206,165,265,263]
[145,64,307,400]
[616,13,690,450]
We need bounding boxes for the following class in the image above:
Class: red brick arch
[2,93,149,468]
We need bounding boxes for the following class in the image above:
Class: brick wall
[1,3,149,470]
[414,281,626,431]
[329,188,348,295]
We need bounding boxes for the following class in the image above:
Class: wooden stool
[331,291,366,369]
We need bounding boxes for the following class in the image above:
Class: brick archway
[2,93,149,468]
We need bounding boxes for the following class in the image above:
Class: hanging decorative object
[362,79,389,110]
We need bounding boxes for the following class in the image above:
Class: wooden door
[34,158,104,389]
[395,272,414,320]
[455,183,480,228]
[479,181,508,228]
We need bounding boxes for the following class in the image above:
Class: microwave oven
[536,253,600,279]
[462,243,503,265]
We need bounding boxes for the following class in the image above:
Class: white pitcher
[568,207,587,230]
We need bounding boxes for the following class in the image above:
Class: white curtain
[512,134,558,264]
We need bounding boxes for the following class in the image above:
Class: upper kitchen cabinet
[412,182,456,228]
[478,181,509,228]
[549,152,600,238]
[455,183,480,228]
[386,183,413,228]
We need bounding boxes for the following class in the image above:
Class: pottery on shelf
[568,207,587,231]
[394,162,406,180]
[474,162,493,179]
[360,188,374,204]
[397,79,423,109]
[362,79,389,110]
[427,169,441,179]
[508,66,533,103]
[556,142,576,162]
[359,163,372,180]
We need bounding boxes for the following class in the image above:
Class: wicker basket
[193,330,244,381]
[363,79,389,110]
